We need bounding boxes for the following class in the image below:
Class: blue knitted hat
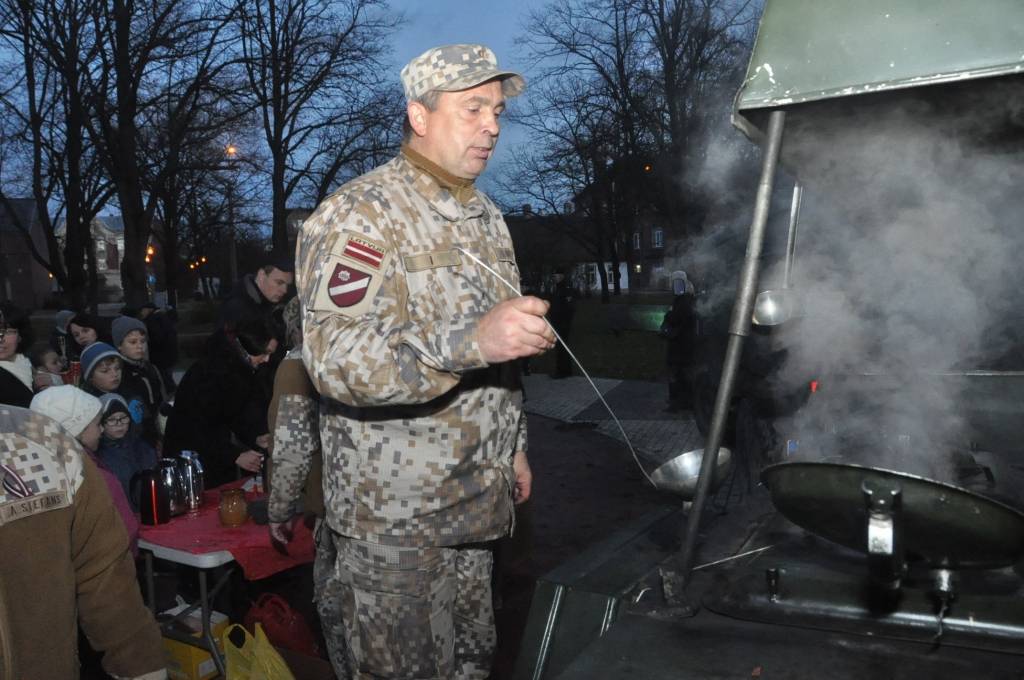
[80,342,121,382]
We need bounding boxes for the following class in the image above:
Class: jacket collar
[392,153,485,222]
[242,273,270,306]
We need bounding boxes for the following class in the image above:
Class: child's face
[70,323,97,347]
[102,412,130,440]
[41,350,63,374]
[119,330,148,361]
[90,357,122,392]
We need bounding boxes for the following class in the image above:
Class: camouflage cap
[400,44,525,101]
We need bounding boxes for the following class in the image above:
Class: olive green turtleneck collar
[401,144,477,205]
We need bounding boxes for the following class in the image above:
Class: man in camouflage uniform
[296,44,554,678]
[266,297,350,677]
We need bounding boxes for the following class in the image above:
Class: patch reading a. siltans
[328,264,372,308]
[0,490,69,526]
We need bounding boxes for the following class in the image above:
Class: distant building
[56,215,165,303]
[0,199,53,308]
[286,207,314,258]
[505,208,630,295]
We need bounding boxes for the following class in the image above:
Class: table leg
[199,569,226,677]
[145,550,155,612]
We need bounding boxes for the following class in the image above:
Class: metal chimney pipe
[676,109,787,581]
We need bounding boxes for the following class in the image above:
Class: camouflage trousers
[319,532,496,679]
[314,523,353,679]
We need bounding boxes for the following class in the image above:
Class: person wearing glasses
[95,393,158,511]
[163,318,277,487]
[0,302,35,407]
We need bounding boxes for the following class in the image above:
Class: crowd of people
[0,42,556,679]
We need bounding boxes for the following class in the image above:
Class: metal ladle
[752,183,803,326]
[455,247,708,498]
[650,447,733,500]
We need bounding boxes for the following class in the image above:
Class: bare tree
[302,87,404,207]
[83,0,248,307]
[507,0,759,298]
[500,76,625,300]
[140,11,254,306]
[234,0,400,257]
[638,0,757,221]
[0,0,115,309]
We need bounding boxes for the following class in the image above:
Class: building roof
[0,198,38,233]
[93,215,124,234]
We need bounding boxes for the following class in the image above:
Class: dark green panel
[737,0,1024,112]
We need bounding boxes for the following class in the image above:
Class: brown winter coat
[0,406,166,679]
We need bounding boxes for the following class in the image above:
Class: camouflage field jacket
[296,152,527,548]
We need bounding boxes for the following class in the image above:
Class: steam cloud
[685,77,1024,482]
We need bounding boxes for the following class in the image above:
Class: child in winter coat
[81,341,158,444]
[28,342,65,391]
[96,393,157,511]
[111,316,166,445]
[29,385,140,554]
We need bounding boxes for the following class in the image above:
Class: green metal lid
[734,0,1024,138]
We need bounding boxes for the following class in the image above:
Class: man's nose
[481,109,500,136]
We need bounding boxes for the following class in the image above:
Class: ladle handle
[783,182,802,289]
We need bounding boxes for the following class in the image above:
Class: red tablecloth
[138,480,315,580]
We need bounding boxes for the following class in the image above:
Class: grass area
[530,297,671,381]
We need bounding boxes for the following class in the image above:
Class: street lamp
[225,144,239,286]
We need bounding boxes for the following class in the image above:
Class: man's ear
[407,101,429,137]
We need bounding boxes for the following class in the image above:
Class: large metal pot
[761,461,1024,569]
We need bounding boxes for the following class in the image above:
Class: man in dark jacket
[163,318,277,487]
[219,256,293,331]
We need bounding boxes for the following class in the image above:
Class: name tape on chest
[403,250,462,272]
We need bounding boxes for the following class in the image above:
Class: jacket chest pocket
[403,246,516,321]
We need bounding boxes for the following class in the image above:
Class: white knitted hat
[30,385,102,437]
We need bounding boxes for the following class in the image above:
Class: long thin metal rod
[692,544,775,571]
[783,182,803,288]
[677,110,787,580]
[455,247,657,487]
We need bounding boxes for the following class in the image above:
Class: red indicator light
[809,380,819,393]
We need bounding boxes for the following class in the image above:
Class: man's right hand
[478,296,556,364]
[236,450,264,473]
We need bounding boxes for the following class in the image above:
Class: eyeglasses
[104,414,131,426]
[0,327,17,340]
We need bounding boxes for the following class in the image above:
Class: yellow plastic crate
[160,602,229,680]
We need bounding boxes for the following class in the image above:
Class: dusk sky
[389,0,548,199]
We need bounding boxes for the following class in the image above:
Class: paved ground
[490,375,705,679]
[522,374,704,467]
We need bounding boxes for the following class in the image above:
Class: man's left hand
[512,450,532,505]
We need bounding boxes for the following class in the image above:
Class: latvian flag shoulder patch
[342,235,386,270]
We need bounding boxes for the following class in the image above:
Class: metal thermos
[178,451,205,511]
[129,468,171,525]
[158,458,187,516]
